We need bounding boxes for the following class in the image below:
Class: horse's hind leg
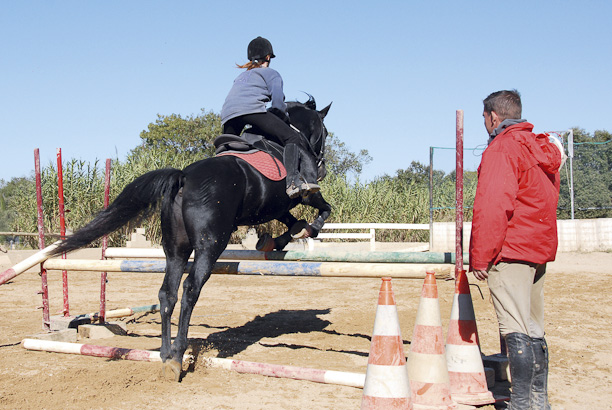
[158,188,192,380]
[164,210,235,380]
[158,248,190,377]
[165,242,227,377]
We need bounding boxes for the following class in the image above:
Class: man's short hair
[483,90,522,121]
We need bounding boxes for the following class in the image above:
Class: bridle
[290,120,326,170]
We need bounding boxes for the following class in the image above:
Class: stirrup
[300,182,320,197]
[286,183,301,199]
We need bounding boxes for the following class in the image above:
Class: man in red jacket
[470,90,563,410]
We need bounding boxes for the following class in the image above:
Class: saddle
[214,133,287,181]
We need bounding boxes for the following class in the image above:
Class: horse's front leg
[256,213,299,252]
[292,192,332,238]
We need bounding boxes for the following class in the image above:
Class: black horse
[49,96,332,380]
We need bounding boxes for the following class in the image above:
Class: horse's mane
[287,94,317,111]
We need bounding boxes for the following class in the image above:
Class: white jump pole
[203,357,365,388]
[0,242,60,286]
[42,258,451,279]
[22,339,365,388]
[22,338,163,362]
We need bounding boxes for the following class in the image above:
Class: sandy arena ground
[1,245,611,410]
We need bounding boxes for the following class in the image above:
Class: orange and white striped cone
[361,277,412,410]
[445,269,495,405]
[407,270,456,409]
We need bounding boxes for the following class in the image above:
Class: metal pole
[100,159,111,323]
[567,129,575,220]
[34,149,50,331]
[429,146,434,251]
[455,111,464,279]
[56,148,69,317]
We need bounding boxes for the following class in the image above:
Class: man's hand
[472,269,489,281]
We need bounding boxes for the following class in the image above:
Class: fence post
[429,146,434,251]
[369,228,376,251]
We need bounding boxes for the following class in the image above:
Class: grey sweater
[221,67,287,124]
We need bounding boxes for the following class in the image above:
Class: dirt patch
[1,250,611,409]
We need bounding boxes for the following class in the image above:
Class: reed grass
[8,151,476,248]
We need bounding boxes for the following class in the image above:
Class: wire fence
[431,131,612,220]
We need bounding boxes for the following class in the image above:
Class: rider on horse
[221,36,320,199]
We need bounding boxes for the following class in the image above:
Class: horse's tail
[49,168,184,257]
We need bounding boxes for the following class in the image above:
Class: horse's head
[286,95,332,181]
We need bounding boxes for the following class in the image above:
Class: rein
[290,123,326,168]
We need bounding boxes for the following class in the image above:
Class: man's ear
[490,111,501,128]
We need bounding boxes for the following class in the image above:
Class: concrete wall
[431,218,612,253]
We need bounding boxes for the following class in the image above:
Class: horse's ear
[319,102,332,119]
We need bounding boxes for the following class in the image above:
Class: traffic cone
[445,269,495,405]
[361,277,412,410]
[407,270,456,409]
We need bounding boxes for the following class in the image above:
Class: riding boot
[505,332,534,410]
[283,143,301,198]
[531,337,552,409]
[296,145,320,197]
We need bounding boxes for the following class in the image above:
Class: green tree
[559,128,612,218]
[138,109,222,158]
[324,132,372,177]
[0,177,33,230]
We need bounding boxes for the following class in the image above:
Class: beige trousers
[487,261,547,338]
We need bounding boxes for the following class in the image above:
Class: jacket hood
[498,122,562,174]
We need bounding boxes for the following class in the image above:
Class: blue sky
[2,1,611,182]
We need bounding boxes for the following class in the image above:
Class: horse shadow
[184,308,410,359]
[186,308,332,359]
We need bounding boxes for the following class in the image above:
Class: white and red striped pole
[34,149,50,331]
[22,339,365,388]
[204,357,365,388]
[56,148,69,317]
[23,339,163,362]
[455,110,464,280]
[100,158,111,323]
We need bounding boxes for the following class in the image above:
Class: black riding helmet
[247,36,275,62]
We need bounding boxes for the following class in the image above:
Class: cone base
[411,382,456,410]
[361,395,412,410]
[451,390,495,405]
[413,402,457,410]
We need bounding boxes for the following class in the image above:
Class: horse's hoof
[290,220,313,239]
[256,233,275,252]
[160,360,182,382]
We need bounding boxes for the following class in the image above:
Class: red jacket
[469,122,562,271]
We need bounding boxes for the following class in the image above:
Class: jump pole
[203,357,365,388]
[42,259,452,279]
[22,339,366,388]
[74,304,160,321]
[0,242,60,285]
[105,247,468,265]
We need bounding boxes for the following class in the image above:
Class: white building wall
[431,218,612,252]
